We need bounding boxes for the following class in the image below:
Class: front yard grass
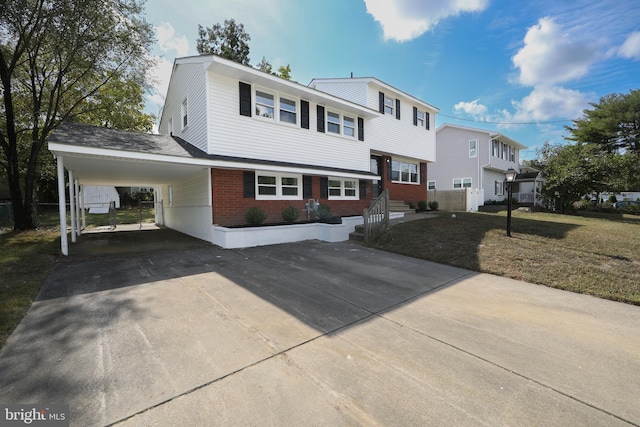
[371,211,640,305]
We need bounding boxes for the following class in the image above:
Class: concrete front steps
[349,200,413,241]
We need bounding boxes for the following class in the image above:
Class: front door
[370,155,383,198]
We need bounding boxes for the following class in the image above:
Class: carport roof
[48,122,378,186]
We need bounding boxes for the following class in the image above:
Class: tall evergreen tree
[196,19,251,65]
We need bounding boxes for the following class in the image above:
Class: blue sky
[144,0,640,161]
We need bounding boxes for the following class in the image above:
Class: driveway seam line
[380,316,636,426]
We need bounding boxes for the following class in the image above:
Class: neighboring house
[48,54,439,249]
[430,124,538,205]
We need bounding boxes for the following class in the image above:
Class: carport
[48,122,213,255]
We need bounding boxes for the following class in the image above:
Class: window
[384,95,394,115]
[391,160,419,184]
[327,111,340,134]
[181,99,188,129]
[453,178,472,189]
[495,181,504,196]
[501,142,507,160]
[492,139,500,157]
[279,97,296,124]
[510,146,516,162]
[328,178,358,199]
[343,116,355,137]
[427,180,436,190]
[416,110,425,127]
[469,139,478,158]
[256,90,275,118]
[256,172,301,200]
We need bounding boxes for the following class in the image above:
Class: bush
[428,201,439,211]
[417,200,427,211]
[407,201,416,209]
[608,194,618,203]
[245,206,268,225]
[316,204,331,220]
[281,206,299,223]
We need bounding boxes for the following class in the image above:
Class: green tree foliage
[256,56,272,74]
[197,19,251,65]
[0,0,155,230]
[566,89,640,153]
[276,64,292,80]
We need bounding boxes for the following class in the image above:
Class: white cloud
[454,99,488,119]
[156,22,189,57]
[512,17,599,86]
[507,85,591,123]
[618,31,640,60]
[364,0,489,42]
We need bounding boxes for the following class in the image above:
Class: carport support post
[56,156,68,256]
[68,169,76,243]
[74,178,81,236]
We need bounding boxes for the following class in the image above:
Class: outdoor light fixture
[504,168,517,237]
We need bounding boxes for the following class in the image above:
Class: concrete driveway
[1,239,639,426]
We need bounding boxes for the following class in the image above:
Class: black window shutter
[396,99,401,120]
[359,180,367,199]
[425,112,430,130]
[386,158,392,181]
[413,106,418,126]
[239,82,251,117]
[357,117,364,141]
[317,105,325,132]
[420,163,427,184]
[303,175,313,198]
[320,177,328,199]
[243,171,255,198]
[301,100,309,129]
[378,91,385,113]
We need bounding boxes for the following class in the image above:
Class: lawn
[0,207,155,348]
[371,210,640,305]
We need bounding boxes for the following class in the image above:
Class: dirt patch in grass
[371,211,640,305]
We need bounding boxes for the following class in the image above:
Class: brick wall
[211,168,372,226]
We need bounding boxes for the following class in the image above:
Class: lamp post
[505,168,518,237]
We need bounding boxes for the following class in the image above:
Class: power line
[438,113,575,125]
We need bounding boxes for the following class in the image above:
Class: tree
[276,64,292,80]
[197,19,251,65]
[256,56,272,74]
[566,89,640,153]
[0,0,155,230]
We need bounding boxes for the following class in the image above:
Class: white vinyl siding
[161,169,212,242]
[208,74,370,171]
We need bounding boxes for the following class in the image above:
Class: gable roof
[436,123,527,149]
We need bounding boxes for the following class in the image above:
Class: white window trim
[391,158,420,185]
[416,109,425,127]
[427,180,436,190]
[253,87,299,126]
[181,98,188,130]
[469,139,478,158]
[495,180,504,196]
[327,177,359,200]
[255,172,302,200]
[343,115,355,138]
[453,177,472,189]
[384,95,394,115]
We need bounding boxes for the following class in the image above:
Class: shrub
[608,194,618,203]
[407,201,416,209]
[316,204,331,220]
[428,201,439,211]
[281,206,299,223]
[417,200,427,210]
[245,206,267,225]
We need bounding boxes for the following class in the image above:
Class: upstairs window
[384,96,394,115]
[469,139,478,158]
[510,146,516,162]
[327,111,341,134]
[256,90,275,118]
[279,97,296,124]
[343,116,355,137]
[492,139,500,157]
[416,110,425,127]
[181,99,188,129]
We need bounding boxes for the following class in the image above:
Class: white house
[48,54,439,253]
[430,124,541,205]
